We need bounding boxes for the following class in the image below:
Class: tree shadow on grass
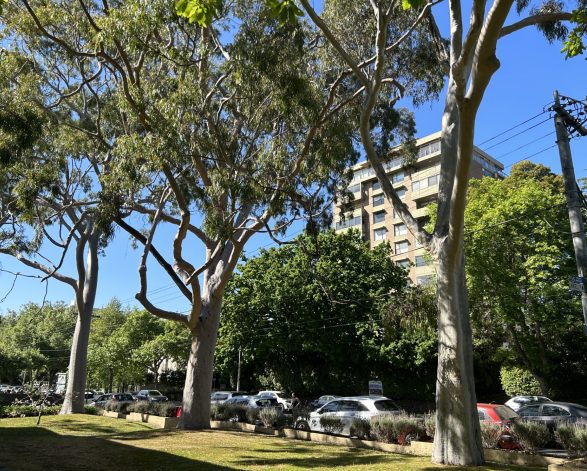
[0,427,243,471]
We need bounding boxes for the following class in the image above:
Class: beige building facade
[333,131,504,284]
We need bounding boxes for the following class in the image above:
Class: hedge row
[0,404,98,418]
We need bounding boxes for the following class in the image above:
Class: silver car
[298,396,401,435]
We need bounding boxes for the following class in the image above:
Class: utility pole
[236,347,241,391]
[552,91,587,335]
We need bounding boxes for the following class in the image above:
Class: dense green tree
[0,302,76,384]
[87,304,190,391]
[465,162,586,396]
[216,230,412,396]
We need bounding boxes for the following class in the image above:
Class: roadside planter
[102,410,127,420]
[126,412,179,429]
[210,420,280,436]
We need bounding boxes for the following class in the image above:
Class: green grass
[0,415,538,471]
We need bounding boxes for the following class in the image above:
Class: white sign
[368,380,383,396]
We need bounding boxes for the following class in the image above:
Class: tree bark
[432,241,483,465]
[60,230,99,414]
[178,296,222,429]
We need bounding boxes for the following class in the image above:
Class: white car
[297,396,401,435]
[210,391,247,404]
[257,391,293,410]
[504,395,552,412]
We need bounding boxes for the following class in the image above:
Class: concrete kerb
[103,414,569,468]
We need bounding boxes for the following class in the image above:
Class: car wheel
[296,420,310,431]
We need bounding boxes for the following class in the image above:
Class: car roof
[325,396,390,401]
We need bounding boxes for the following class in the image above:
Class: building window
[396,188,406,200]
[417,275,435,286]
[335,215,361,230]
[391,171,404,184]
[374,227,387,241]
[396,259,410,269]
[415,255,430,267]
[347,183,361,193]
[373,211,386,224]
[412,174,440,192]
[395,241,409,254]
[373,194,384,207]
[372,180,381,191]
[394,223,407,237]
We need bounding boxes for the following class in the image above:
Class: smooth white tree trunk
[178,297,222,429]
[432,241,483,465]
[60,231,99,414]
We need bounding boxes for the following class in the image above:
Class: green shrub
[1,404,60,418]
[3,404,37,417]
[371,416,396,443]
[105,401,129,413]
[84,405,99,415]
[480,422,503,449]
[350,418,371,439]
[500,366,542,396]
[555,423,587,457]
[259,407,285,428]
[246,407,259,425]
[155,402,180,418]
[511,420,550,454]
[231,405,248,422]
[423,412,435,439]
[370,414,423,444]
[319,415,344,435]
[292,407,311,423]
[127,401,151,414]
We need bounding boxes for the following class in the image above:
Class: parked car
[91,393,113,408]
[91,392,135,409]
[210,391,247,404]
[477,403,519,449]
[223,396,280,409]
[84,390,99,404]
[517,401,587,431]
[257,391,293,410]
[135,390,168,402]
[309,395,341,410]
[297,396,401,435]
[504,395,552,412]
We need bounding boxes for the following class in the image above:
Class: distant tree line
[0,300,190,392]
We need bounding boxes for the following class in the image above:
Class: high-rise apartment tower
[333,131,505,284]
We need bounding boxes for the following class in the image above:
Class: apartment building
[333,131,504,285]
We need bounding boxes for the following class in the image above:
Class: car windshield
[494,406,518,420]
[148,390,162,396]
[374,400,399,411]
[276,393,288,399]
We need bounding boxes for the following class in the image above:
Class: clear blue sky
[1,3,586,315]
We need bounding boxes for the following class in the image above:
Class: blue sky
[0,3,586,315]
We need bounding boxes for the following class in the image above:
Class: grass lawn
[0,415,540,471]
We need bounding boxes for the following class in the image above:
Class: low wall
[102,414,569,468]
[126,412,178,429]
[102,411,127,419]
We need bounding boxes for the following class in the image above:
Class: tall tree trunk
[178,297,222,429]
[432,242,483,465]
[60,231,99,414]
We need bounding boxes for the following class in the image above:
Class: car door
[311,400,343,432]
[338,400,369,435]
[518,404,542,423]
[541,404,572,430]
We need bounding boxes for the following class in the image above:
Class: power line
[477,109,549,147]
[481,116,552,152]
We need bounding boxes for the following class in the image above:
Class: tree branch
[499,12,572,38]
